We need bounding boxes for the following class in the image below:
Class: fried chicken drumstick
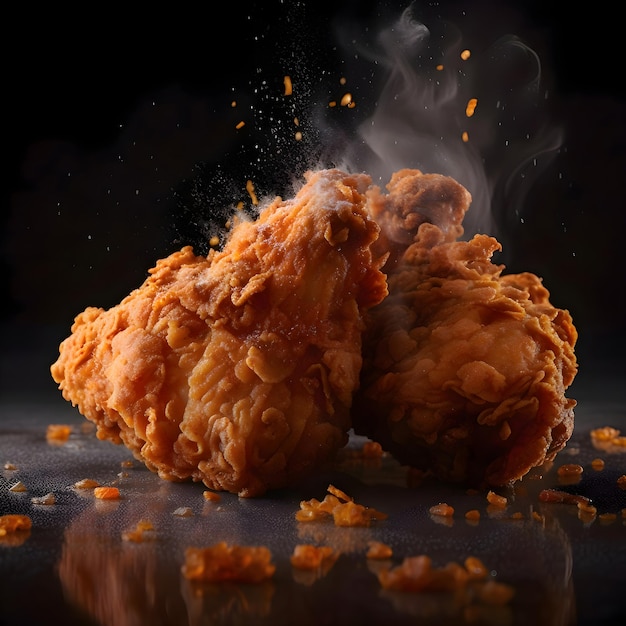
[51,169,387,497]
[353,169,578,487]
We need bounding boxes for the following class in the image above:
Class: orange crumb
[295,131,303,141]
[74,478,100,489]
[283,75,293,96]
[486,491,507,509]
[429,503,454,517]
[464,509,480,521]
[464,556,488,580]
[181,542,275,583]
[531,511,544,522]
[366,541,393,560]
[557,463,584,476]
[591,458,605,470]
[340,93,353,107]
[590,426,620,441]
[209,235,220,247]
[436,64,444,70]
[296,484,386,526]
[120,460,133,468]
[461,49,471,60]
[0,514,32,536]
[465,98,478,117]
[598,513,617,524]
[478,580,515,606]
[328,101,337,108]
[122,520,155,542]
[3,462,17,470]
[46,424,72,441]
[339,77,347,85]
[9,481,27,493]
[235,121,245,130]
[94,486,120,500]
[203,490,221,502]
[618,475,626,490]
[231,100,236,107]
[539,489,590,506]
[462,131,469,142]
[246,179,258,205]
[290,544,337,570]
[510,512,524,520]
[362,441,383,458]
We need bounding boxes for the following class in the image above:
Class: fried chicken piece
[51,169,387,497]
[353,169,578,487]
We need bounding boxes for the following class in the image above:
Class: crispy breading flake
[181,542,275,583]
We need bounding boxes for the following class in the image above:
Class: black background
[2,0,625,399]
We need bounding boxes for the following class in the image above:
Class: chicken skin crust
[51,169,388,497]
[354,169,578,487]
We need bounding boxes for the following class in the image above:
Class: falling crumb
[295,131,303,141]
[235,120,245,130]
[486,491,507,509]
[9,481,27,493]
[181,542,275,583]
[246,179,258,205]
[209,235,220,247]
[31,493,56,505]
[203,490,221,502]
[429,502,454,517]
[46,424,72,442]
[461,49,471,60]
[531,511,544,523]
[283,75,293,96]
[74,478,101,489]
[465,98,478,117]
[3,462,17,470]
[173,506,193,517]
[340,93,353,107]
[231,100,237,108]
[465,509,480,521]
[94,486,120,500]
[462,131,469,142]
[328,101,337,108]
[366,541,393,560]
[436,64,444,70]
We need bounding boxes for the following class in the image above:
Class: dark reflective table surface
[1,368,625,626]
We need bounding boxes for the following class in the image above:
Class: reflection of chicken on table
[51,168,577,496]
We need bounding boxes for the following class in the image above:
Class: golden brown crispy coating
[354,169,578,487]
[51,169,387,497]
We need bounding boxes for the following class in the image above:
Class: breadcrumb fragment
[203,490,221,502]
[181,542,275,583]
[122,519,155,542]
[31,493,56,505]
[9,481,27,493]
[93,486,120,500]
[173,507,193,517]
[46,424,72,441]
[366,541,393,560]
[429,503,454,517]
[486,491,507,509]
[617,475,626,489]
[0,514,32,536]
[290,544,337,570]
[74,478,101,489]
[3,462,17,470]
[296,484,387,526]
